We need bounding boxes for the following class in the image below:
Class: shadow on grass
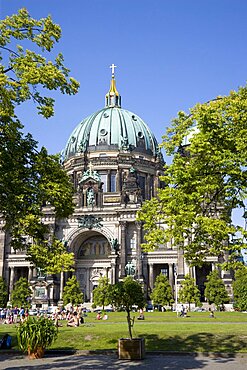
[140,332,246,355]
[1,330,245,369]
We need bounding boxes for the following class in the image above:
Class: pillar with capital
[177,246,185,279]
[135,221,143,279]
[28,267,33,282]
[149,263,154,290]
[59,271,64,301]
[168,263,174,288]
[116,169,121,192]
[9,266,15,299]
[120,221,127,277]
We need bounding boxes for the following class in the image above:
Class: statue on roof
[79,163,101,185]
[87,187,95,206]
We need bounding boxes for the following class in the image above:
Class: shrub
[17,316,58,358]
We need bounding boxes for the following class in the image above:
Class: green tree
[138,86,247,269]
[62,276,83,306]
[0,8,79,119]
[179,275,201,311]
[109,276,145,339]
[92,276,111,310]
[204,270,229,309]
[10,277,32,308]
[233,267,247,311]
[0,8,79,272]
[0,277,8,307]
[151,273,174,307]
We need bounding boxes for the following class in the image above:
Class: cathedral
[0,66,232,307]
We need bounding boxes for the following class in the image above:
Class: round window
[100,129,108,136]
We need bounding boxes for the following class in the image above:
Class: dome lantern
[105,64,121,108]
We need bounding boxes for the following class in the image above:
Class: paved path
[0,352,247,370]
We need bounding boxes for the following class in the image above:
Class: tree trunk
[126,309,132,339]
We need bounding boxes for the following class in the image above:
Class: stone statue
[77,215,103,229]
[110,238,119,252]
[125,261,136,276]
[87,187,95,206]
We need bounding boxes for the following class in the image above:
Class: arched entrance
[72,231,113,302]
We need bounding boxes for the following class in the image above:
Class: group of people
[0,305,87,328]
[55,306,85,327]
[96,312,108,320]
[0,307,27,324]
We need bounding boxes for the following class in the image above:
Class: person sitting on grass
[54,313,63,327]
[209,308,215,318]
[137,313,145,320]
[96,312,102,320]
[67,312,80,327]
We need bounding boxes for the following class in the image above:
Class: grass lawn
[1,311,247,353]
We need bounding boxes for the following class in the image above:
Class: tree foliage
[109,276,145,339]
[138,86,247,268]
[10,277,32,308]
[233,267,247,311]
[92,276,111,310]
[0,277,8,307]
[0,8,79,272]
[62,276,83,306]
[0,8,79,119]
[151,273,174,307]
[178,275,201,310]
[204,270,229,309]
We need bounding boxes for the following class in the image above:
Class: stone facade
[0,72,232,307]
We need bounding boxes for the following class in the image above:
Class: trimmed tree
[109,276,145,339]
[10,277,32,308]
[0,277,8,307]
[151,273,174,308]
[233,268,247,311]
[179,274,201,311]
[92,276,111,310]
[204,270,229,310]
[62,276,83,306]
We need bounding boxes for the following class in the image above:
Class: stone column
[9,266,15,299]
[116,169,120,192]
[149,263,154,289]
[86,268,90,302]
[107,170,111,192]
[177,246,185,279]
[135,222,142,279]
[147,174,151,199]
[168,263,174,287]
[59,271,64,300]
[111,261,116,284]
[120,221,127,277]
[49,284,54,303]
[154,171,159,197]
[28,267,33,282]
[0,231,5,277]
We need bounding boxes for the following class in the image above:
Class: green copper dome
[63,69,160,160]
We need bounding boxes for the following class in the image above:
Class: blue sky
[1,0,246,154]
[1,0,247,232]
